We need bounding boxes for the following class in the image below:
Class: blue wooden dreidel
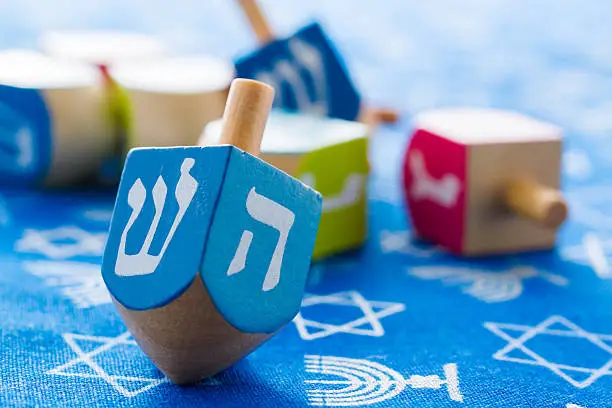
[101,78,323,384]
[233,0,398,125]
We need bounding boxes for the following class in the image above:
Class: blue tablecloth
[1,1,612,406]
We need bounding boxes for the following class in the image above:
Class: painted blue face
[0,86,52,186]
[235,22,361,122]
[102,145,322,335]
[101,146,230,311]
[200,148,322,334]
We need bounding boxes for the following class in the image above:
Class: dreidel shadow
[101,78,323,384]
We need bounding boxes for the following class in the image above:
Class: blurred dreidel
[0,50,113,187]
[201,109,369,259]
[402,108,567,256]
[109,56,234,149]
[39,30,166,184]
[101,78,323,384]
[233,0,398,126]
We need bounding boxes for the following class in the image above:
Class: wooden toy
[402,107,567,256]
[0,50,113,187]
[234,0,398,126]
[39,30,164,185]
[201,108,369,259]
[101,78,323,384]
[108,56,234,149]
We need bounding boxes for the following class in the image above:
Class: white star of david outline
[562,233,612,279]
[379,230,441,258]
[47,332,168,397]
[293,291,405,340]
[15,226,107,259]
[484,315,612,389]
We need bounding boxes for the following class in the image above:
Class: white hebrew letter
[288,37,328,116]
[226,187,295,292]
[301,172,365,212]
[115,158,198,277]
[409,150,461,208]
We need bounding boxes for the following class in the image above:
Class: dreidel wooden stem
[504,179,568,229]
[219,78,274,156]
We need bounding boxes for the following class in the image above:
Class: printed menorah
[115,157,198,277]
[304,355,463,406]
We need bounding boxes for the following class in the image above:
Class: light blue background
[1,1,612,407]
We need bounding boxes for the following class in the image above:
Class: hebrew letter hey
[226,187,296,292]
[115,158,198,277]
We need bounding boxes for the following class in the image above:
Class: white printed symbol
[115,158,198,277]
[23,260,111,308]
[379,230,441,258]
[304,355,463,406]
[16,226,107,259]
[226,187,295,291]
[0,101,35,171]
[301,173,365,212]
[409,150,461,208]
[48,332,169,397]
[567,404,584,408]
[256,37,328,116]
[485,315,612,389]
[562,233,612,279]
[408,266,568,303]
[293,291,405,340]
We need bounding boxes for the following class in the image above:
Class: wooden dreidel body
[101,79,323,384]
[40,30,167,184]
[109,57,234,149]
[402,108,567,256]
[201,109,369,259]
[0,50,113,187]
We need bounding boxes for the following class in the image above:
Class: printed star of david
[484,315,612,388]
[15,226,107,259]
[47,332,167,397]
[293,291,405,340]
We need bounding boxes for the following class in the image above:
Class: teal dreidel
[101,78,323,384]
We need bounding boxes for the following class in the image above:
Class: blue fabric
[1,1,612,407]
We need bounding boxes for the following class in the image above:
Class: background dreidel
[201,109,369,260]
[233,0,398,126]
[0,50,113,187]
[402,107,568,256]
[108,56,234,149]
[101,78,322,384]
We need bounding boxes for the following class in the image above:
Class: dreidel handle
[219,78,275,157]
[235,0,275,45]
[504,179,568,229]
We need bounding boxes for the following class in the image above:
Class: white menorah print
[304,355,463,406]
[227,187,295,292]
[115,158,198,277]
[409,150,461,208]
[256,37,328,116]
[300,173,365,212]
